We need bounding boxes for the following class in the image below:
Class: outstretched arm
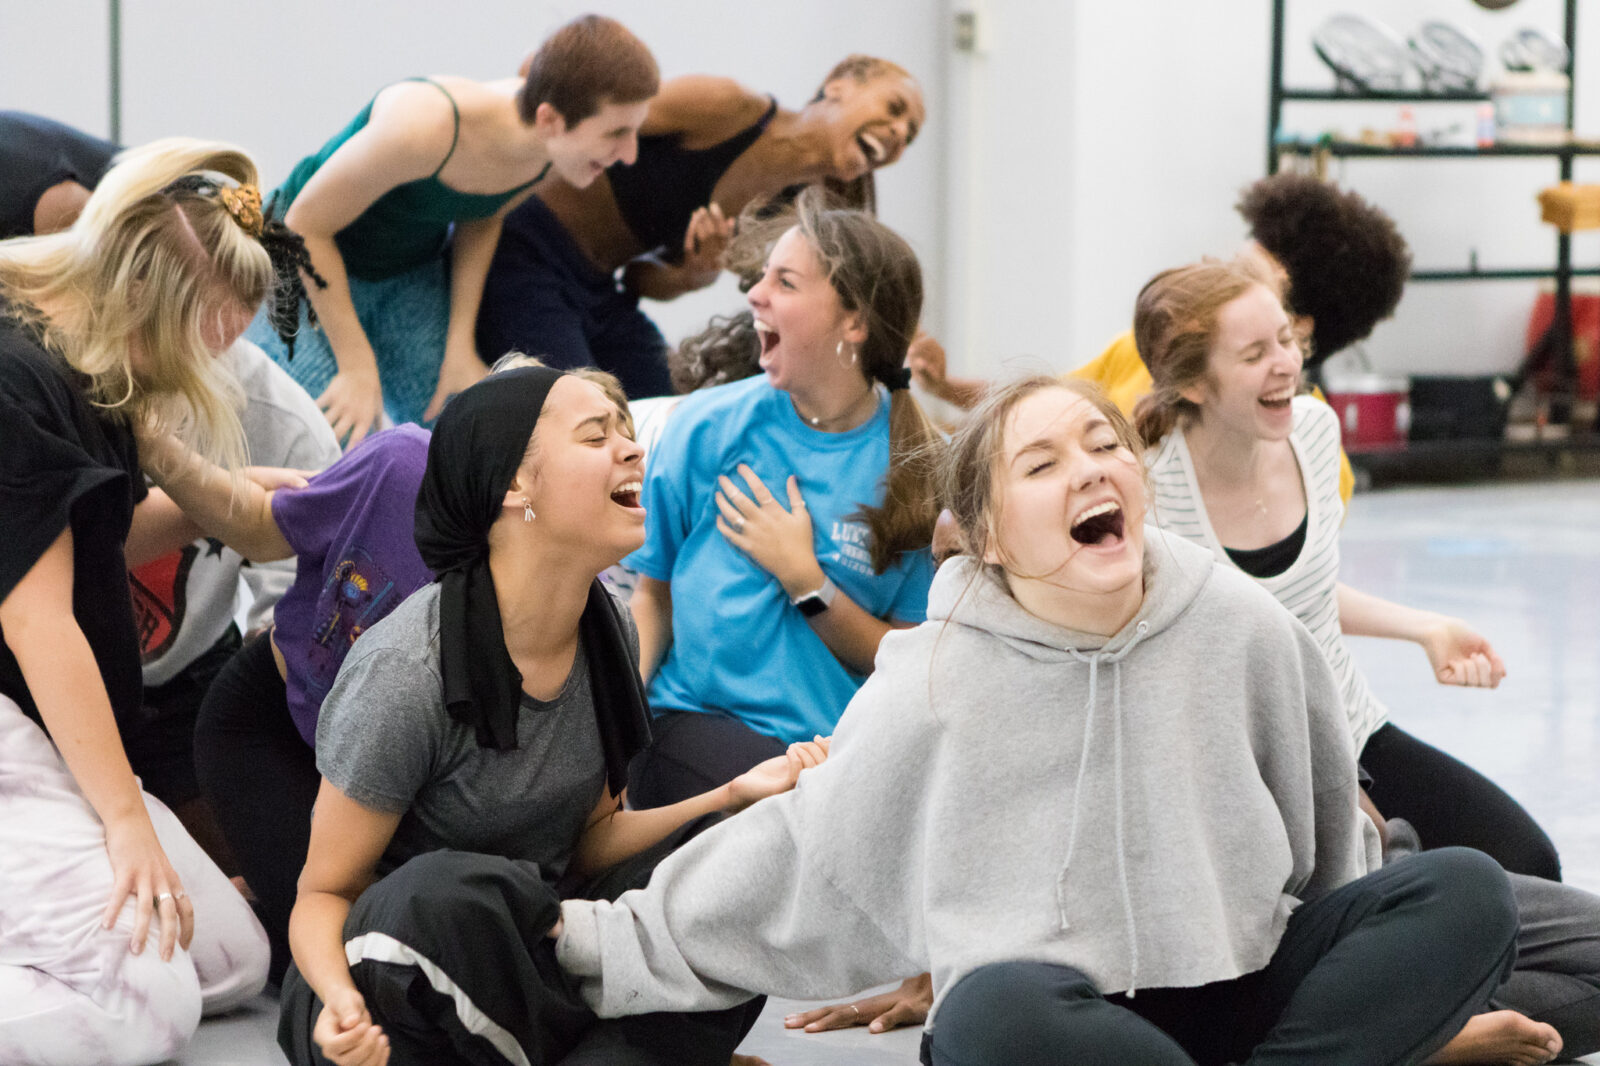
[1336,583,1506,688]
[569,737,830,878]
[136,432,298,562]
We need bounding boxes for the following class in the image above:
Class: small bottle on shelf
[1395,106,1418,148]
[1476,103,1496,148]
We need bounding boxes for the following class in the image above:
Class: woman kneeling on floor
[276,366,825,1066]
[548,375,1521,1066]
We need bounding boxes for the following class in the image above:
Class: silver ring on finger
[849,1004,861,1020]
[731,515,746,533]
[174,890,188,902]
[155,892,174,905]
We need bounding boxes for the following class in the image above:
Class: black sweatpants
[1362,722,1561,881]
[193,630,320,983]
[278,824,763,1066]
[924,848,1518,1066]
[627,709,787,810]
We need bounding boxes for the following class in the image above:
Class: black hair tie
[886,366,913,392]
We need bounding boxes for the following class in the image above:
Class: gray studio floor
[174,477,1600,1065]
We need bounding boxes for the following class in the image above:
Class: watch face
[795,593,829,618]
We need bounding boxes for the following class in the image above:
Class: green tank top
[271,78,550,281]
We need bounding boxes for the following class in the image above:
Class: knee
[939,961,1099,1026]
[1417,847,1519,946]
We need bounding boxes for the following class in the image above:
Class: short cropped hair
[517,15,659,126]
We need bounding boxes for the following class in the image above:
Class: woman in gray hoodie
[550,375,1520,1066]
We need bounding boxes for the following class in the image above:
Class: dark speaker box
[1407,376,1510,442]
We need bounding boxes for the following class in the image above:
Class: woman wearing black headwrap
[278,366,826,1066]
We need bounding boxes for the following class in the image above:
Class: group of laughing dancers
[2,12,1598,1066]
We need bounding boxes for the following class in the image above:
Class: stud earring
[523,497,535,523]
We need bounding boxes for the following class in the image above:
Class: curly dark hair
[669,311,762,394]
[1236,172,1411,366]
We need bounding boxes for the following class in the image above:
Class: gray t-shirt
[317,581,623,880]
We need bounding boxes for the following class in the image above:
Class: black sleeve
[0,112,120,239]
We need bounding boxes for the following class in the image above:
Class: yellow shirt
[1071,330,1356,507]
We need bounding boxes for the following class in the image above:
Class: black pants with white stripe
[278,821,762,1066]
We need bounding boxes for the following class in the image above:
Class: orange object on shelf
[1538,183,1600,233]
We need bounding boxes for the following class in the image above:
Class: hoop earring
[523,497,536,523]
[836,339,858,367]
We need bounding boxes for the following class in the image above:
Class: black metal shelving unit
[1268,0,1595,468]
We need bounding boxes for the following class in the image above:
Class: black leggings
[192,630,321,983]
[627,710,787,810]
[924,848,1518,1066]
[1361,722,1561,881]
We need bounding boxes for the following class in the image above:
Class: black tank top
[1224,511,1309,579]
[607,97,778,263]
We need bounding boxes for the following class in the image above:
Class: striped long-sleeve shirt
[1146,396,1389,750]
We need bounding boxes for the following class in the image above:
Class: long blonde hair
[0,138,275,469]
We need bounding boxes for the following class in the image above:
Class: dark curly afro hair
[1237,173,1411,366]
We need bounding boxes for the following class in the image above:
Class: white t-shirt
[131,339,341,686]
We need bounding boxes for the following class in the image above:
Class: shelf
[1411,267,1600,282]
[1280,88,1490,103]
[1275,141,1600,159]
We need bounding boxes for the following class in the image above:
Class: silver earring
[523,498,535,523]
[836,340,858,366]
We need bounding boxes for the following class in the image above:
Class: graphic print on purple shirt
[270,425,434,745]
[305,546,406,699]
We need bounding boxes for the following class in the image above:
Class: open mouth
[610,480,643,509]
[1259,387,1295,411]
[856,131,888,166]
[754,320,780,358]
[1070,501,1126,546]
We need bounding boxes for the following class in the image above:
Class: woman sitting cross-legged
[271,367,826,1066]
[548,375,1521,1066]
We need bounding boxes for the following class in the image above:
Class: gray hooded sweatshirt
[557,530,1371,1027]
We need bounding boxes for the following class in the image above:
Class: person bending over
[247,14,658,439]
[478,55,923,397]
[0,137,317,1065]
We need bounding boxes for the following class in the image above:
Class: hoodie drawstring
[1057,619,1151,996]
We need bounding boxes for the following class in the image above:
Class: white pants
[0,695,269,1066]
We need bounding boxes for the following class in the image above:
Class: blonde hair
[0,138,276,470]
[1131,255,1286,449]
[942,375,1144,566]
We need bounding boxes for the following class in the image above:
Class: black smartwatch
[791,575,839,618]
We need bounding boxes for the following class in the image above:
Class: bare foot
[731,1055,772,1066]
[1427,1011,1562,1066]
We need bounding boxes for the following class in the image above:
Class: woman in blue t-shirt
[626,190,943,808]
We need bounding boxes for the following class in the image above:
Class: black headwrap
[412,367,652,795]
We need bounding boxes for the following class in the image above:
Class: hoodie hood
[928,527,1217,661]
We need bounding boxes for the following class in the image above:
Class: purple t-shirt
[272,425,433,744]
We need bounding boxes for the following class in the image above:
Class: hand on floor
[785,972,932,1034]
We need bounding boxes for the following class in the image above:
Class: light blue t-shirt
[627,376,935,744]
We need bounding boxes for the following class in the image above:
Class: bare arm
[138,433,295,562]
[629,575,674,684]
[284,83,455,444]
[569,739,828,878]
[2,527,193,960]
[1336,583,1506,687]
[422,198,526,421]
[288,779,403,1066]
[124,490,203,568]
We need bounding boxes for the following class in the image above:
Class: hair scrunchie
[885,366,913,392]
